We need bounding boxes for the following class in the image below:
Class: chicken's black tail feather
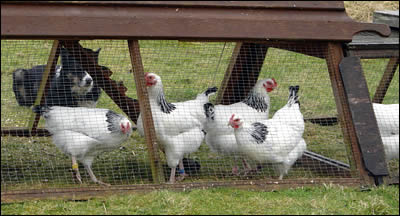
[204,86,218,96]
[288,85,300,106]
[32,105,51,115]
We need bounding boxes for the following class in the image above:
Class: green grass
[1,39,398,193]
[1,184,399,215]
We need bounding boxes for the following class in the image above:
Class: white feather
[381,135,399,161]
[373,103,399,161]
[373,103,399,136]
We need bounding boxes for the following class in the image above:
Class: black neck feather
[157,92,176,114]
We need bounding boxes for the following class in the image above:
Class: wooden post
[325,42,385,185]
[28,40,60,136]
[217,42,269,105]
[128,40,165,184]
[338,56,389,185]
[372,57,399,103]
[216,42,242,104]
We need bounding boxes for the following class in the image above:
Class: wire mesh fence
[1,39,397,192]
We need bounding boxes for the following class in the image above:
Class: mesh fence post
[28,40,60,136]
[128,40,165,184]
[326,42,378,185]
[372,57,399,103]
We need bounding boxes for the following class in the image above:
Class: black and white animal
[229,86,307,180]
[136,72,218,183]
[12,47,102,108]
[32,105,133,186]
[203,78,277,175]
[373,103,399,161]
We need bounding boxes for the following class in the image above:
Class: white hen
[33,105,133,186]
[373,103,399,161]
[203,78,277,174]
[229,86,306,180]
[136,72,217,183]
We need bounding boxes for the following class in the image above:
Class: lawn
[1,184,399,215]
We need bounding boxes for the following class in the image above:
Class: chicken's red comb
[271,78,278,87]
[229,114,235,121]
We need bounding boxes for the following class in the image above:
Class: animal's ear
[93,48,101,64]
[81,48,100,65]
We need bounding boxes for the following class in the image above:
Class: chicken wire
[2,39,391,192]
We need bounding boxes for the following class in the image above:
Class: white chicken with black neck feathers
[203,78,277,174]
[137,72,218,183]
[33,105,133,186]
[229,86,306,180]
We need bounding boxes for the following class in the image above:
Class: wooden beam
[218,43,269,105]
[216,42,242,104]
[372,57,399,103]
[28,40,60,136]
[325,42,375,185]
[128,40,165,184]
[1,2,390,41]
